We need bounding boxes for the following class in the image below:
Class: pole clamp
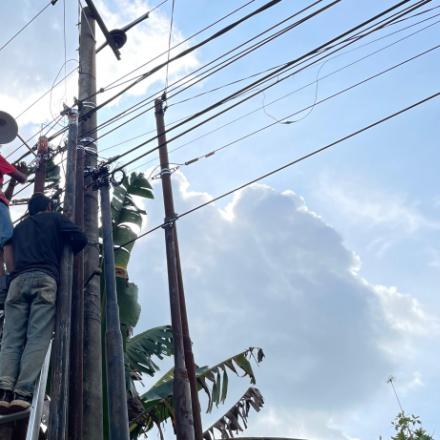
[161,214,178,230]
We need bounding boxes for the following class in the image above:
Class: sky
[1,0,439,439]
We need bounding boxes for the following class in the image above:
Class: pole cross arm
[83,0,122,60]
[95,9,151,55]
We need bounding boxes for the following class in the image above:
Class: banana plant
[127,347,265,439]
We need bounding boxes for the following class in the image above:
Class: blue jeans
[0,271,56,396]
[0,202,13,248]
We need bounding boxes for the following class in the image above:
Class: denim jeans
[0,201,13,248]
[0,271,56,396]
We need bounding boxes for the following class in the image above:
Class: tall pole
[48,108,78,440]
[175,244,204,440]
[96,166,130,440]
[154,97,196,440]
[79,8,104,440]
[68,139,85,440]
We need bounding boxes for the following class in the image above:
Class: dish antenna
[0,111,18,144]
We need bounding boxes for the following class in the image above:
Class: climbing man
[0,193,87,412]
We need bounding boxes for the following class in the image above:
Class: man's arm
[57,213,88,254]
[4,162,28,200]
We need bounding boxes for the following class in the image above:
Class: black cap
[28,193,52,216]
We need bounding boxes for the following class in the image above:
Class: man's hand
[16,161,28,174]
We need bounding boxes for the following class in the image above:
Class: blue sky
[1,0,439,438]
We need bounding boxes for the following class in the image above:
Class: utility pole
[90,165,130,440]
[69,140,85,439]
[154,97,199,440]
[79,8,104,440]
[48,108,78,440]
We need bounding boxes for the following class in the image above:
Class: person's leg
[0,275,29,393]
[13,272,56,402]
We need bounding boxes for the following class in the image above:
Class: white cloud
[129,173,439,439]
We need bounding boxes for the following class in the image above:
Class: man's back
[12,211,87,282]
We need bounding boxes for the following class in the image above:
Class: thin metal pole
[98,168,130,440]
[155,97,195,440]
[48,108,78,440]
[175,239,203,440]
[80,7,104,440]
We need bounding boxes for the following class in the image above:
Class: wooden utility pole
[48,108,78,440]
[93,166,130,440]
[69,139,85,439]
[79,7,104,440]
[154,97,200,440]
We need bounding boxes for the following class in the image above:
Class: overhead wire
[89,0,259,96]
[164,0,176,99]
[80,0,431,157]
[92,0,333,137]
[0,0,58,54]
[6,0,432,169]
[4,0,272,164]
[177,42,440,169]
[86,0,288,117]
[118,91,440,248]
[107,10,440,161]
[109,0,432,172]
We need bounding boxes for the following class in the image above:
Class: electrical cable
[81,0,430,156]
[109,0,430,172]
[0,0,58,54]
[127,35,440,174]
[86,0,287,117]
[177,42,440,169]
[164,0,176,98]
[93,0,332,136]
[118,91,440,248]
[89,0,259,96]
[106,11,440,160]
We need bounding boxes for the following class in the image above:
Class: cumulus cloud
[129,173,438,439]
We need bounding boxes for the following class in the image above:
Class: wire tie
[161,214,178,230]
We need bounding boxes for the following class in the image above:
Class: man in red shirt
[0,154,27,276]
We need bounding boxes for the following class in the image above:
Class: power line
[87,0,286,117]
[164,0,176,97]
[38,0,422,167]
[119,90,440,248]
[90,0,259,96]
[110,0,428,172]
[0,0,58,54]
[105,11,440,160]
[177,42,440,169]
[93,0,333,136]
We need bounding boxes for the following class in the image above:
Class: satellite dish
[0,111,18,144]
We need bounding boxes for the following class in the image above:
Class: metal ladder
[0,340,52,440]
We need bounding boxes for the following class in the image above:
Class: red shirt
[0,154,17,206]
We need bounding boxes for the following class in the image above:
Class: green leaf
[126,326,173,377]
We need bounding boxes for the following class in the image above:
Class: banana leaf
[112,172,153,274]
[129,348,265,438]
[203,387,264,440]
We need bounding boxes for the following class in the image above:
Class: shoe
[0,389,13,413]
[9,392,32,411]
